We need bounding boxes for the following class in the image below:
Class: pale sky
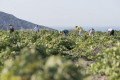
[0,0,120,29]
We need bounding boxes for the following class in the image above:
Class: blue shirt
[62,30,69,34]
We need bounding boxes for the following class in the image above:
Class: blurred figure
[59,29,69,36]
[9,24,14,33]
[107,28,114,36]
[88,28,95,36]
[75,26,84,36]
[34,25,39,33]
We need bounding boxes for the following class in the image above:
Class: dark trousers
[110,30,114,36]
[10,29,14,33]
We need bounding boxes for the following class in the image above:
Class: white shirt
[34,27,39,32]
[108,28,113,32]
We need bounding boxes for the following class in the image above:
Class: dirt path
[93,76,109,80]
[63,51,109,80]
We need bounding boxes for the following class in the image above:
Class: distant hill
[0,11,55,30]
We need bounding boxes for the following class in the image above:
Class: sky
[0,0,120,30]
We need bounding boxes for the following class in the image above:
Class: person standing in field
[88,28,95,36]
[34,25,39,33]
[59,29,69,36]
[107,28,114,36]
[75,26,84,36]
[9,24,14,33]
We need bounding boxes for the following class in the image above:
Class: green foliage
[0,30,90,80]
[89,45,120,79]
[0,48,87,80]
[0,29,120,80]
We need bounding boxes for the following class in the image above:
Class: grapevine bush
[0,30,120,80]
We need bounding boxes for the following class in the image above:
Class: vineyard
[0,30,120,80]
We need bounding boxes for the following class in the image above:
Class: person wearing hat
[59,29,69,36]
[9,24,14,33]
[107,28,114,36]
[88,28,95,36]
[34,25,39,33]
[75,26,84,36]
